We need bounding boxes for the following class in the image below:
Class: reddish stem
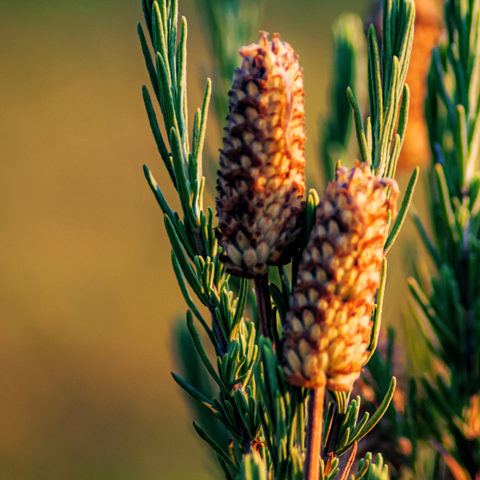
[304,386,325,480]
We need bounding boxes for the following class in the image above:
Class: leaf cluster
[397,0,480,477]
[136,0,419,479]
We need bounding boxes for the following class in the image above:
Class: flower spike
[283,162,399,392]
[216,32,306,278]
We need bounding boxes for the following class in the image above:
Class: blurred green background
[0,0,420,478]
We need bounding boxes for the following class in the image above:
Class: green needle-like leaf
[165,215,205,300]
[175,17,188,149]
[152,1,169,67]
[194,79,212,181]
[435,163,461,246]
[171,252,213,338]
[142,87,176,187]
[193,421,239,471]
[365,258,387,359]
[171,372,218,413]
[231,278,249,336]
[347,87,369,164]
[336,377,396,455]
[367,25,383,132]
[384,166,419,254]
[187,311,230,394]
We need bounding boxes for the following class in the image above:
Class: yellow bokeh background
[0,0,421,478]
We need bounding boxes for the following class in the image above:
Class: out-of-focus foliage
[361,1,480,479]
[412,0,480,477]
[194,0,265,123]
[320,13,366,182]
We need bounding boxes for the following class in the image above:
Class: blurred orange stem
[305,386,325,480]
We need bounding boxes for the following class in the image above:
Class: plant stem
[210,307,228,356]
[338,441,357,480]
[254,273,272,339]
[305,386,325,480]
[193,229,207,259]
[322,407,344,472]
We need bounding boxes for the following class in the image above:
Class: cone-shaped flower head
[216,32,306,278]
[282,162,399,391]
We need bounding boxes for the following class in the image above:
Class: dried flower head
[216,32,306,278]
[282,162,399,391]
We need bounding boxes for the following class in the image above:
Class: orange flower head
[282,162,399,391]
[216,32,306,278]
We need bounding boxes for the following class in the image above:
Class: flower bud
[282,162,399,391]
[216,32,306,278]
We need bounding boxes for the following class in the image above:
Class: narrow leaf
[365,258,388,359]
[171,372,217,413]
[171,252,213,340]
[164,215,205,300]
[336,377,396,455]
[384,166,419,253]
[455,104,468,189]
[194,79,212,180]
[347,87,369,164]
[170,128,197,227]
[435,163,460,245]
[187,311,229,394]
[193,421,238,470]
[142,87,176,187]
[175,17,188,148]
[231,278,249,335]
[137,23,161,104]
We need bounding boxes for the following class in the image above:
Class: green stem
[210,307,228,356]
[254,273,272,339]
[322,406,343,473]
